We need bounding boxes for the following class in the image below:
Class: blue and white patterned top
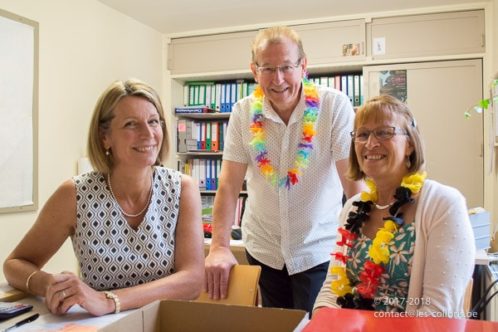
[71,167,181,290]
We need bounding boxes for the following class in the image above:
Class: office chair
[196,265,261,306]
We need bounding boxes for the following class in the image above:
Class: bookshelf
[167,7,489,241]
[174,80,255,241]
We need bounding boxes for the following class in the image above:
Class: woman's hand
[44,271,113,316]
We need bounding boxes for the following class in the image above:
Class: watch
[104,291,121,314]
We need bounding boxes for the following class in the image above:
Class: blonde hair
[251,26,306,63]
[348,95,425,180]
[87,79,169,174]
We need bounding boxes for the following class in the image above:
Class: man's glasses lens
[257,60,301,76]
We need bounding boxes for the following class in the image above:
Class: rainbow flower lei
[249,78,319,189]
[330,172,427,309]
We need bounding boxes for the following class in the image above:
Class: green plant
[464,79,498,119]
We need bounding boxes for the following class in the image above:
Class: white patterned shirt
[71,167,181,290]
[223,84,354,274]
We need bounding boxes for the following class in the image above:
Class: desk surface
[304,307,498,332]
[475,249,498,265]
[0,296,134,331]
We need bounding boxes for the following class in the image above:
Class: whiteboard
[0,9,38,213]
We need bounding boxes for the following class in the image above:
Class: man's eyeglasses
[350,126,407,143]
[255,59,301,77]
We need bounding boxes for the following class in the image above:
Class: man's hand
[204,247,238,300]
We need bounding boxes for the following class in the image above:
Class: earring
[105,149,110,156]
[405,156,411,169]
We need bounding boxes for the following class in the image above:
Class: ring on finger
[62,290,67,299]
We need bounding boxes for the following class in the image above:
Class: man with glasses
[205,26,363,313]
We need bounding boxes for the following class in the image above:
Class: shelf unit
[176,112,230,120]
[173,81,253,239]
[167,7,489,234]
[177,152,223,157]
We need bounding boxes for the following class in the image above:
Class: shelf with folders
[308,72,364,107]
[201,190,248,195]
[177,156,248,194]
[178,157,222,192]
[176,112,230,120]
[175,78,256,195]
[180,79,257,113]
[177,118,228,154]
[175,79,257,156]
[177,152,223,157]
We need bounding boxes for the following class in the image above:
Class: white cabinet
[368,10,485,60]
[167,19,367,75]
[168,31,255,75]
[293,20,366,65]
[363,59,483,207]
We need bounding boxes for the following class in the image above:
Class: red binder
[303,307,498,332]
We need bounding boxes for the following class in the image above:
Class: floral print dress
[346,223,416,312]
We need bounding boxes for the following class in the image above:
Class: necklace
[374,202,394,210]
[249,78,319,189]
[330,172,427,310]
[107,172,153,218]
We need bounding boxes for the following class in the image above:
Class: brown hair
[251,26,306,63]
[348,95,425,180]
[87,79,169,174]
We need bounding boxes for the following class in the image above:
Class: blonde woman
[4,79,204,316]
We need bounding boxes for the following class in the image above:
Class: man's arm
[205,160,247,299]
[335,158,365,199]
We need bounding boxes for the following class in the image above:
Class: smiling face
[354,113,414,184]
[250,37,307,115]
[101,96,163,170]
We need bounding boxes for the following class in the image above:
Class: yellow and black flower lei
[331,172,427,310]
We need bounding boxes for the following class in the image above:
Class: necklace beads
[107,172,153,218]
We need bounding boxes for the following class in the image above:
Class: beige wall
[0,0,164,283]
[494,0,498,75]
[492,0,498,250]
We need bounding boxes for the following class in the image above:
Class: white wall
[0,0,164,282]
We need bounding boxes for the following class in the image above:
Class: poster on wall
[0,10,38,213]
[379,70,407,102]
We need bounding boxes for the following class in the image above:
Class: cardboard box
[469,208,491,250]
[101,300,308,332]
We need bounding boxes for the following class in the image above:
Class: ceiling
[98,0,484,36]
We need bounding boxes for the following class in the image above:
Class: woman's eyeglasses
[350,126,407,143]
